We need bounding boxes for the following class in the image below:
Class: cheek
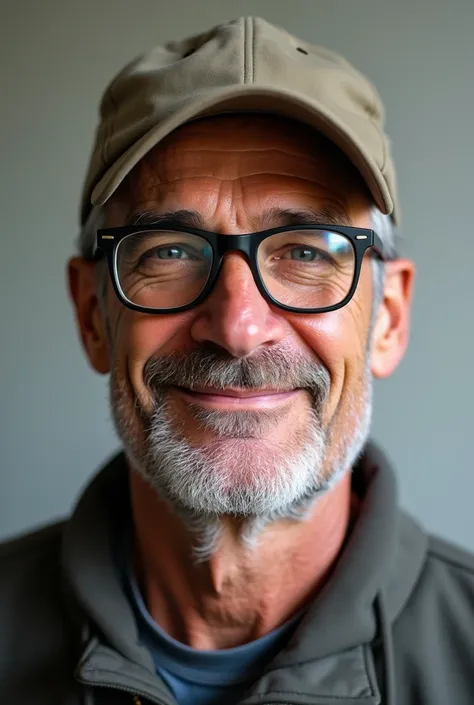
[290,312,353,392]
[288,260,373,358]
[110,306,195,398]
[287,293,371,416]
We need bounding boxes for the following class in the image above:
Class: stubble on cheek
[323,363,371,481]
[110,362,152,453]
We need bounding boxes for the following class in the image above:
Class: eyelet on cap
[296,47,308,55]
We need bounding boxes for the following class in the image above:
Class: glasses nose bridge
[212,233,260,295]
[215,232,256,260]
[213,232,258,280]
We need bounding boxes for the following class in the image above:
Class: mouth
[172,385,302,409]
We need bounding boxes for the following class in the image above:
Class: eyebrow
[126,209,205,228]
[125,204,352,230]
[251,205,353,229]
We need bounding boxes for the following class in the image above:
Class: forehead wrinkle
[119,134,368,231]
[134,173,340,186]
[126,175,359,201]
[144,152,356,186]
[121,176,356,231]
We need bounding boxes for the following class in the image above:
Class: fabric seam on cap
[243,16,254,84]
[242,17,247,83]
[251,17,256,83]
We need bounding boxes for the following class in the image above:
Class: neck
[129,470,354,650]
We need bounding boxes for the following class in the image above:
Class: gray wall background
[1,0,473,549]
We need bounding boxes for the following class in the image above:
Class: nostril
[296,47,308,55]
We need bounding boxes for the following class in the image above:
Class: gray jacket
[1,445,473,705]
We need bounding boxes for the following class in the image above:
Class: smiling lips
[174,386,300,409]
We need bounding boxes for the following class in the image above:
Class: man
[1,15,473,705]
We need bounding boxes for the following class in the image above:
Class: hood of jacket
[62,443,428,705]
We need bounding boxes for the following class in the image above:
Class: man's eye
[281,246,327,262]
[147,246,194,260]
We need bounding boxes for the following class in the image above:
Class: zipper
[80,676,295,705]
[78,676,171,705]
[82,679,295,705]
[129,699,292,705]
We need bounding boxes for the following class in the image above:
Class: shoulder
[0,521,69,630]
[0,521,65,587]
[421,532,474,602]
[393,529,474,702]
[400,530,474,625]
[0,520,64,557]
[426,532,474,574]
[0,522,82,700]
[0,521,67,628]
[0,522,72,657]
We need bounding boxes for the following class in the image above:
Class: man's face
[73,115,409,521]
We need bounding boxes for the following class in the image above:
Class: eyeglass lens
[115,229,355,310]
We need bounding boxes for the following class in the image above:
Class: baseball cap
[80,16,399,226]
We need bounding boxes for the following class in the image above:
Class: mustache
[143,343,331,409]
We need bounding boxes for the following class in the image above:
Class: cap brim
[89,85,395,224]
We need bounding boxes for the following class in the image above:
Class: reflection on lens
[258,230,355,308]
[116,230,213,309]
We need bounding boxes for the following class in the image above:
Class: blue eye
[287,246,322,261]
[155,246,191,259]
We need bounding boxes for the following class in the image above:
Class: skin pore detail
[69,114,413,649]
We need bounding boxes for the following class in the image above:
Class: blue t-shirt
[123,553,303,705]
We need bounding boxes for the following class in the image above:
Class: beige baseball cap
[80,16,399,226]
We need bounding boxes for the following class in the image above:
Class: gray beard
[110,343,372,557]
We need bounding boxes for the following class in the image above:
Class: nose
[189,253,287,358]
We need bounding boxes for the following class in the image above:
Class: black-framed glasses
[94,222,385,315]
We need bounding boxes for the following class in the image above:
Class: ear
[371,259,415,379]
[67,257,110,374]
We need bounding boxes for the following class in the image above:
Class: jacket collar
[63,444,427,704]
